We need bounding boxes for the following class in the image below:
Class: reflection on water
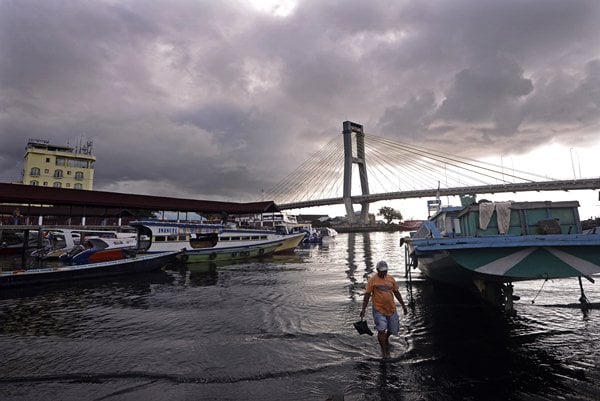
[344,233,373,302]
[0,268,173,300]
[1,232,599,401]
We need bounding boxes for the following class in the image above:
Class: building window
[53,169,63,178]
[75,171,84,180]
[74,183,83,189]
[66,183,71,188]
[31,181,39,186]
[46,158,50,163]
[30,167,40,176]
[68,159,90,168]
[67,171,71,175]
[43,182,48,186]
[44,169,49,174]
[56,157,66,166]
[53,182,62,188]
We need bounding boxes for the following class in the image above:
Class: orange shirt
[366,274,399,316]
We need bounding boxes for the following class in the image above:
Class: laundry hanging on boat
[495,202,512,234]
[479,202,495,230]
[479,202,512,233]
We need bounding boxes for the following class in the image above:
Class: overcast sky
[1,0,599,212]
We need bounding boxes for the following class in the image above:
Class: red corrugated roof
[0,183,278,214]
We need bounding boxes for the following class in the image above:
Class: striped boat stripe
[547,248,600,277]
[474,248,535,276]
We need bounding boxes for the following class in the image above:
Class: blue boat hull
[0,251,180,289]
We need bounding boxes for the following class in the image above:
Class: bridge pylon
[342,121,370,224]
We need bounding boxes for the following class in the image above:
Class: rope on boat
[531,274,550,304]
[578,276,590,309]
[404,242,415,307]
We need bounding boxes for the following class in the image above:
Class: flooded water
[1,231,599,401]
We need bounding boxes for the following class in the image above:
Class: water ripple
[2,233,600,401]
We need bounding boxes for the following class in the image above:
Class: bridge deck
[279,178,600,209]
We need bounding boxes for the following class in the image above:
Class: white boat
[130,220,305,263]
[237,212,300,229]
[300,226,337,244]
[31,229,136,260]
[318,227,338,244]
[235,212,314,239]
[221,226,306,254]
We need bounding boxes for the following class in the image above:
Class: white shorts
[372,309,400,334]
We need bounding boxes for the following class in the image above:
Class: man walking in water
[360,260,408,358]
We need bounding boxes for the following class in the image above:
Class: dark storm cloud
[1,0,599,200]
[435,57,534,125]
[371,0,600,153]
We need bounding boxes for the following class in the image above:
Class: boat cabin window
[190,233,219,249]
[436,216,446,234]
[220,235,269,242]
[153,234,188,242]
[435,214,461,237]
[275,226,289,235]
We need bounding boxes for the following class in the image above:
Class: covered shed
[0,183,279,225]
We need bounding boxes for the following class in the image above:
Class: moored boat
[232,212,311,250]
[403,199,600,310]
[0,230,39,255]
[319,227,337,244]
[130,220,302,263]
[0,250,180,289]
[222,226,306,254]
[397,219,424,232]
[60,235,137,265]
[299,226,337,244]
[31,229,136,260]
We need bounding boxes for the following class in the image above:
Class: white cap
[376,261,388,271]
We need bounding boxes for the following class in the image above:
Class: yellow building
[21,139,96,190]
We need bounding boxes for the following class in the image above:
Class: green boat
[403,200,600,310]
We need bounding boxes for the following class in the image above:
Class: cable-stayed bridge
[265,121,600,223]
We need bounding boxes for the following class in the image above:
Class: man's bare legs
[378,330,391,358]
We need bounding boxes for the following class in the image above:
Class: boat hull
[132,221,303,262]
[274,233,306,254]
[398,220,424,231]
[407,234,600,286]
[69,247,136,265]
[0,251,180,289]
[176,240,285,263]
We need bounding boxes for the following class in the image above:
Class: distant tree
[378,206,403,224]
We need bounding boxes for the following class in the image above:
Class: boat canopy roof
[130,220,223,235]
[429,206,464,220]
